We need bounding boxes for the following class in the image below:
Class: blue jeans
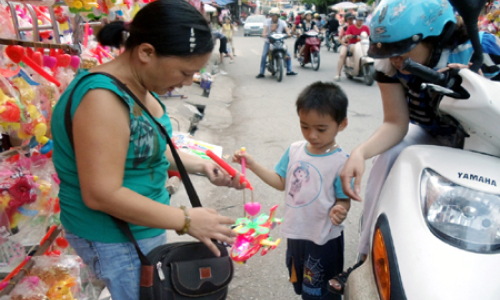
[65,230,167,300]
[260,42,293,75]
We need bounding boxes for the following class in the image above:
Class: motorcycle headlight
[421,168,500,253]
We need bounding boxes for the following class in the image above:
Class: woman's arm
[355,82,409,159]
[341,82,409,201]
[73,89,235,255]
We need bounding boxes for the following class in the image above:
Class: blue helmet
[368,0,457,58]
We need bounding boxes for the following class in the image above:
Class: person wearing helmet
[313,13,323,29]
[292,10,319,57]
[256,7,297,78]
[328,0,500,295]
[325,12,340,35]
[295,10,305,26]
[334,12,370,81]
[333,13,355,81]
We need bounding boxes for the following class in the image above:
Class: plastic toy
[64,0,99,12]
[230,205,282,263]
[17,104,50,145]
[1,175,39,229]
[46,277,76,300]
[5,46,61,87]
[0,256,31,290]
[0,89,21,123]
[205,149,253,190]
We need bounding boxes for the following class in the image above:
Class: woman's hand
[202,160,246,189]
[188,207,236,256]
[340,150,365,201]
[438,63,484,76]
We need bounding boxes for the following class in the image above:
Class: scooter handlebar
[402,58,447,86]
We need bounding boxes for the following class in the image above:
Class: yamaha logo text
[458,173,497,186]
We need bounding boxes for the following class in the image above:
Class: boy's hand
[232,150,256,170]
[330,204,349,226]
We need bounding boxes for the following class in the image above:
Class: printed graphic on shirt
[287,161,322,208]
[302,255,324,296]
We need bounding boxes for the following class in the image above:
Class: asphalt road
[168,30,384,299]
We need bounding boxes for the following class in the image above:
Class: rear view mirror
[447,0,488,72]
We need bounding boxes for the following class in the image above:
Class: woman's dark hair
[296,82,348,124]
[423,19,469,50]
[97,0,214,56]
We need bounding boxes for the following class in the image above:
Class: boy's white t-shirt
[274,141,349,245]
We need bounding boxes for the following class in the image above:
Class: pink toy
[69,55,80,68]
[230,205,282,263]
[43,55,58,69]
[244,202,261,216]
[83,22,89,48]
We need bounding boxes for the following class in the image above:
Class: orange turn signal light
[373,228,390,300]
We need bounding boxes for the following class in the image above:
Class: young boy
[233,82,350,300]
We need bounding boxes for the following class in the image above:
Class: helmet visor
[368,35,422,59]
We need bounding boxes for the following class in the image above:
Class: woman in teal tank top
[51,1,243,298]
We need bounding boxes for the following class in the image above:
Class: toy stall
[0,0,279,297]
[0,0,131,298]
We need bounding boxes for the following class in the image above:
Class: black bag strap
[64,72,203,266]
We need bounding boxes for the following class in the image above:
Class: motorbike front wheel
[363,64,375,86]
[274,55,284,82]
[310,52,320,71]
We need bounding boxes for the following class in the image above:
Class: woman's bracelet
[176,206,191,235]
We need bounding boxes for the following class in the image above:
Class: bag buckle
[200,267,212,279]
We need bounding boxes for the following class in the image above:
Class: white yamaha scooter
[344,32,375,86]
[345,27,500,300]
[346,69,500,300]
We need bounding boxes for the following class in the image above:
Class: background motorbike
[325,31,340,52]
[297,31,321,71]
[266,33,288,82]
[344,32,374,86]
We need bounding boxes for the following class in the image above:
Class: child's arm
[329,198,351,226]
[330,174,352,225]
[233,150,286,191]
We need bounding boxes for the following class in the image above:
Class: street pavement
[166,29,383,299]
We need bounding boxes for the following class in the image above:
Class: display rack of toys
[205,149,282,264]
[0,0,114,297]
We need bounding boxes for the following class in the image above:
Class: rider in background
[314,13,323,30]
[344,13,370,46]
[292,11,319,58]
[334,13,354,81]
[256,7,297,78]
[295,10,304,26]
[325,12,340,36]
[328,0,500,295]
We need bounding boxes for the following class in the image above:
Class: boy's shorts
[286,233,344,300]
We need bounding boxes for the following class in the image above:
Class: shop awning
[204,3,217,12]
